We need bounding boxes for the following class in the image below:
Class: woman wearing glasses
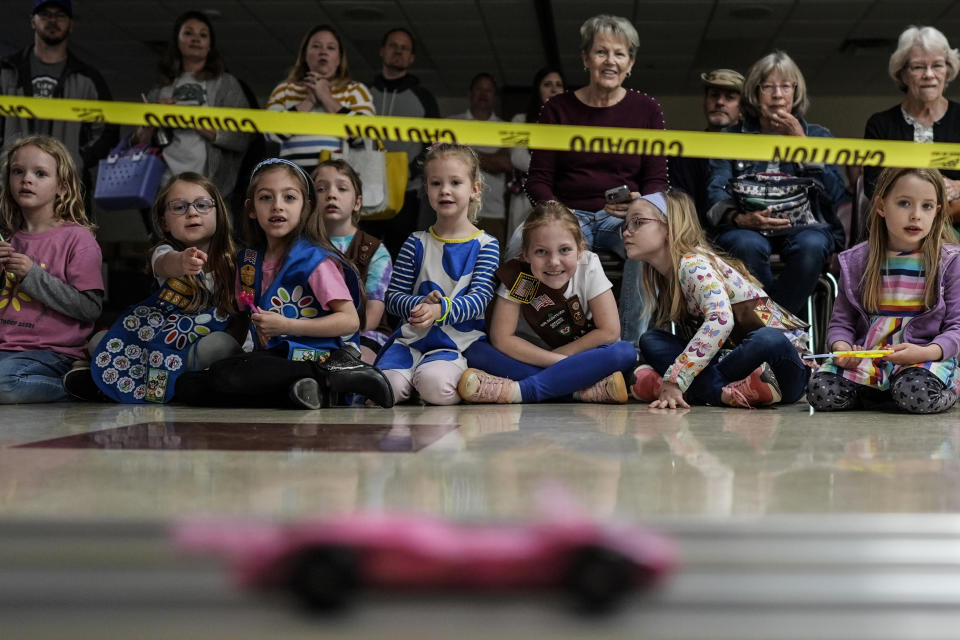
[705,50,849,317]
[864,27,960,220]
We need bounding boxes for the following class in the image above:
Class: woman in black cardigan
[864,26,960,222]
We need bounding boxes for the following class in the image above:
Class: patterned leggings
[807,368,958,414]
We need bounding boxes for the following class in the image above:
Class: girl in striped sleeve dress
[807,167,960,414]
[375,144,500,405]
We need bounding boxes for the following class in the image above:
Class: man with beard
[0,0,117,201]
[668,68,743,235]
[362,28,440,258]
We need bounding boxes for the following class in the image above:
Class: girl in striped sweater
[375,144,499,405]
[808,167,960,414]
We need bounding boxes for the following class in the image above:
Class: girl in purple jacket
[807,167,960,414]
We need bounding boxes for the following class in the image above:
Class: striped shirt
[821,250,955,389]
[265,80,375,170]
[875,251,926,316]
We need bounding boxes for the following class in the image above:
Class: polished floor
[3,399,960,638]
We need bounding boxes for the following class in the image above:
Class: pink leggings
[383,360,464,405]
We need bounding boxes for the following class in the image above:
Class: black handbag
[725,172,822,235]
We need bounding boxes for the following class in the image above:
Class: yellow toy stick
[802,349,894,359]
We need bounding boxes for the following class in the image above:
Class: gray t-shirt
[30,52,66,98]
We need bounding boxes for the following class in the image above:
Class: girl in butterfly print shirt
[627,191,811,409]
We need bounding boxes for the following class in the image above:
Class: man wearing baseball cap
[669,68,744,232]
[0,0,117,200]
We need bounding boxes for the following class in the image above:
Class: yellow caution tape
[4,94,960,168]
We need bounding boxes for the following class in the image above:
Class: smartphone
[604,185,631,204]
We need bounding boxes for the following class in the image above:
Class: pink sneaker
[458,368,520,404]
[720,364,782,408]
[573,372,628,404]
[630,365,663,401]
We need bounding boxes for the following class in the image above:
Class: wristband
[435,297,451,324]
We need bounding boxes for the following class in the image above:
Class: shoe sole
[290,378,323,410]
[457,368,483,404]
[758,365,783,404]
[630,365,662,402]
[607,371,628,404]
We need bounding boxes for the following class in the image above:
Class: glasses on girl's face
[621,217,662,235]
[165,198,216,216]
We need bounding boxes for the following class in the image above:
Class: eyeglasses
[621,217,663,235]
[165,198,216,216]
[759,83,796,95]
[906,61,947,75]
[36,10,70,21]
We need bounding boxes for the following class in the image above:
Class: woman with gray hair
[864,26,960,215]
[524,14,668,346]
[705,51,849,317]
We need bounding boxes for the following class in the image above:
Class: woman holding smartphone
[522,15,668,345]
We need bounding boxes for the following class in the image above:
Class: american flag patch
[530,294,553,311]
[243,249,258,262]
[508,272,539,303]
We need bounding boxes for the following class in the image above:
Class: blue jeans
[638,327,808,405]
[714,227,833,315]
[464,339,638,402]
[0,349,74,403]
[574,209,647,345]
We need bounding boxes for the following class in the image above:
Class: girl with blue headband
[626,190,811,409]
[174,158,393,409]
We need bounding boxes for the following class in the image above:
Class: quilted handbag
[322,139,408,220]
[725,172,819,234]
[94,135,166,211]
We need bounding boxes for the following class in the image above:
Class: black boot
[315,347,395,408]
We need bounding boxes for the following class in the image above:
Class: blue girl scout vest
[91,277,232,403]
[237,238,362,361]
[495,259,593,349]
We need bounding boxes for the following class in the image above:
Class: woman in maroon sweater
[523,14,668,345]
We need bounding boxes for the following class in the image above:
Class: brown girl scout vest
[344,230,393,336]
[494,258,593,349]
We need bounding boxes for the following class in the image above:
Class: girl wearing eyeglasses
[626,190,811,410]
[70,172,245,403]
[457,200,637,404]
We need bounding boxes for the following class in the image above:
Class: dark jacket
[0,46,118,174]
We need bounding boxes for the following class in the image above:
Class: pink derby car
[175,512,676,612]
